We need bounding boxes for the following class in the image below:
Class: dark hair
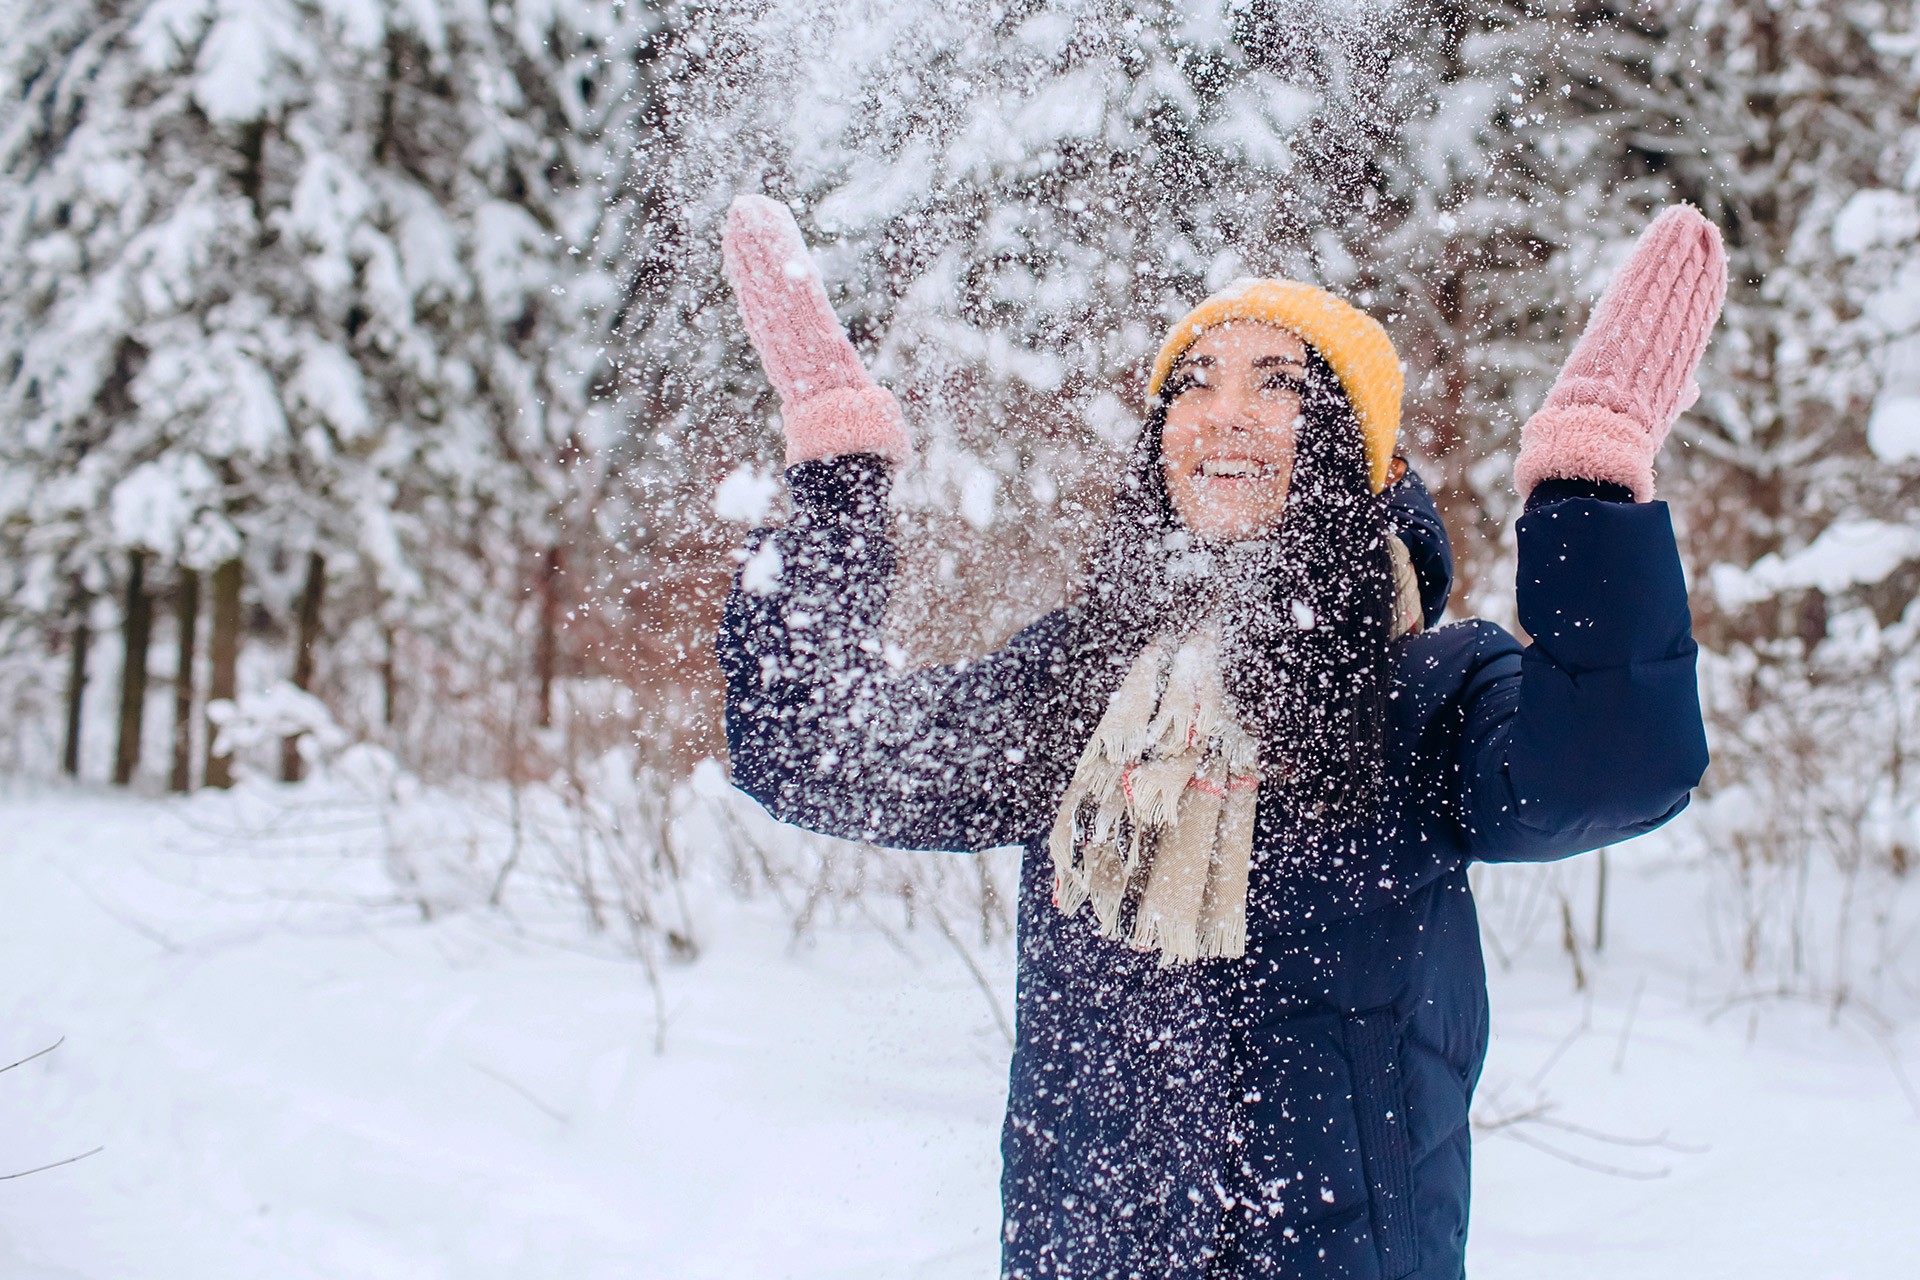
[1060,349,1396,822]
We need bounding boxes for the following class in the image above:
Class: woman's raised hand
[1514,205,1728,502]
[721,195,910,467]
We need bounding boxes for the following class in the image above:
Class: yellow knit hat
[1146,278,1404,493]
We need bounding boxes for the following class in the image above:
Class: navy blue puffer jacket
[718,456,1706,1279]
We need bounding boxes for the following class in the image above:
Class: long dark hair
[1059,349,1397,822]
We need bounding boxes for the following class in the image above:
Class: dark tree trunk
[113,550,153,787]
[204,558,242,790]
[170,566,200,792]
[535,544,561,730]
[282,552,325,783]
[381,623,397,728]
[62,583,91,779]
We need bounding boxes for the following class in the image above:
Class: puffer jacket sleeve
[717,453,1070,853]
[1457,495,1709,861]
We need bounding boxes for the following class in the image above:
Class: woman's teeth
[1199,459,1270,478]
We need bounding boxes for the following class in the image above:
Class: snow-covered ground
[2,781,1917,1278]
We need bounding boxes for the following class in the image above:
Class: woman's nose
[1205,385,1258,429]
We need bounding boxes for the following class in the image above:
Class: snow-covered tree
[0,0,626,782]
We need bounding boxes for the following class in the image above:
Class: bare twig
[1520,1111,1703,1154]
[1839,1007,1920,1122]
[1474,1097,1695,1179]
[486,779,524,907]
[0,1037,63,1075]
[0,1146,104,1181]
[1559,893,1587,991]
[1495,1126,1672,1181]
[468,1060,570,1126]
[1470,1101,1552,1132]
[1612,978,1645,1074]
[852,896,917,959]
[928,899,1015,1048]
[1529,996,1592,1087]
[57,869,184,953]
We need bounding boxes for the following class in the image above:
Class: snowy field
[3,781,1918,1279]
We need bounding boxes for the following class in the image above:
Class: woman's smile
[1195,457,1281,478]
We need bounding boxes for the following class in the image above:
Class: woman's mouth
[1196,458,1278,479]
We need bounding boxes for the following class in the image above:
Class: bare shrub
[1694,607,1920,1014]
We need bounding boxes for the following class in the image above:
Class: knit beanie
[1147,278,1404,493]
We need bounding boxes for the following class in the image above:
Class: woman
[716,195,1723,1279]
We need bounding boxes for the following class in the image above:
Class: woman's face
[1159,323,1308,542]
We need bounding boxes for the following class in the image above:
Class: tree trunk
[535,544,561,730]
[170,566,200,792]
[113,550,153,787]
[282,551,325,783]
[62,583,90,779]
[203,557,242,790]
[381,623,397,728]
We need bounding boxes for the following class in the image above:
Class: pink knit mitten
[1514,205,1728,502]
[721,195,909,467]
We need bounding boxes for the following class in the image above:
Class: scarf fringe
[1049,624,1259,967]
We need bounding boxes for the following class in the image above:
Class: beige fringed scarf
[1048,535,1426,966]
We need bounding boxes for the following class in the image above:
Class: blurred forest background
[3,0,1918,1006]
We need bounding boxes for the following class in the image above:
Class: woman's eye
[1264,373,1307,393]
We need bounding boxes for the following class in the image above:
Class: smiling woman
[714,195,1725,1279]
